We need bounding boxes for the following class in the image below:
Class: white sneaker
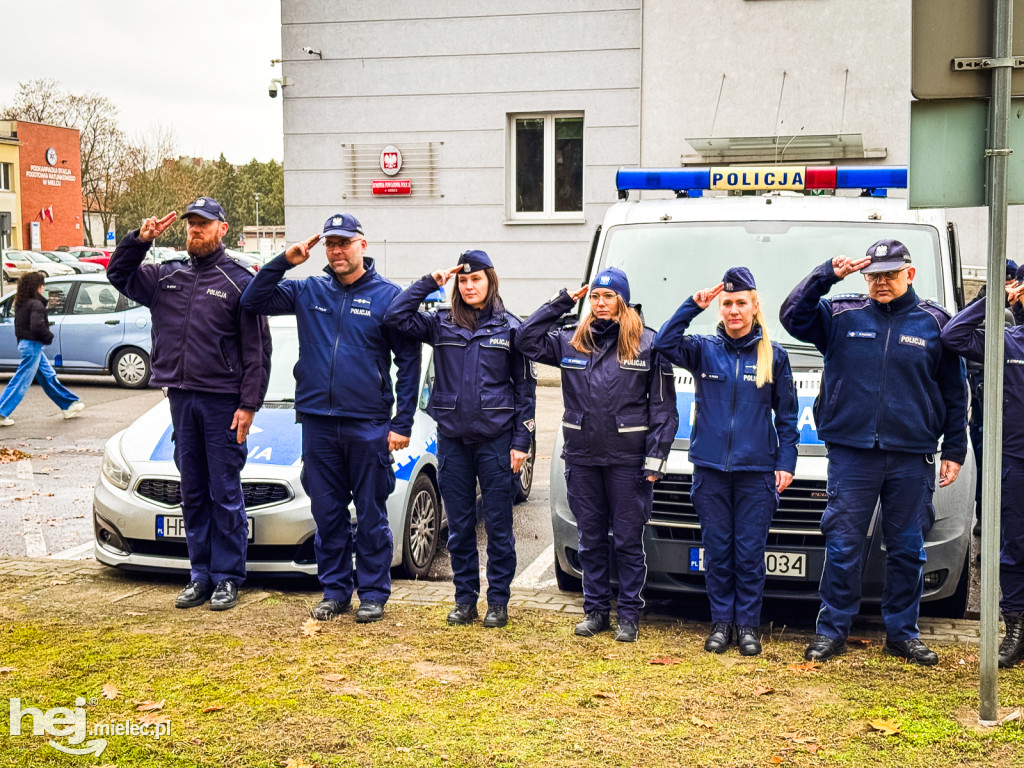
[0,416,13,426]
[62,402,85,420]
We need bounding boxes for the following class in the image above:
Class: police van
[550,166,976,618]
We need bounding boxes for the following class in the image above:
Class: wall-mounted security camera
[268,77,293,98]
[302,46,323,58]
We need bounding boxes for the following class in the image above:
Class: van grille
[649,473,828,547]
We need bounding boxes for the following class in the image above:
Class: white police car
[93,316,446,578]
[551,166,977,618]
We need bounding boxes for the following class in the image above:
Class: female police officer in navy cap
[654,267,799,656]
[517,268,678,642]
[384,250,536,628]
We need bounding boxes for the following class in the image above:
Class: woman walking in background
[0,271,84,425]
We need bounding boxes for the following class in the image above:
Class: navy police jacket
[654,298,799,473]
[780,259,968,463]
[517,290,678,470]
[941,297,1024,460]
[383,276,537,451]
[240,253,420,434]
[107,231,271,411]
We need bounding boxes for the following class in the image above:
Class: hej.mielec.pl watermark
[8,696,171,757]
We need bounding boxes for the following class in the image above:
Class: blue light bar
[834,167,907,190]
[616,168,710,192]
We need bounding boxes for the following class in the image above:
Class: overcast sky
[0,0,283,164]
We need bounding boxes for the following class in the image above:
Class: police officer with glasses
[384,250,536,628]
[241,214,420,625]
[781,239,967,665]
[518,268,678,642]
[941,275,1024,668]
[655,267,799,656]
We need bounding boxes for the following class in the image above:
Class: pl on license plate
[156,515,254,542]
[689,547,807,578]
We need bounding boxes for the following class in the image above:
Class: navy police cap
[722,266,756,292]
[591,267,630,304]
[458,249,493,273]
[183,196,226,222]
[322,213,364,238]
[862,238,912,273]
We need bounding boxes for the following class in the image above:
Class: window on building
[509,113,583,221]
[0,163,11,192]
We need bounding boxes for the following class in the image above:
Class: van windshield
[599,221,944,348]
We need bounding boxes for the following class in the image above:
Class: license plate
[689,547,807,578]
[156,515,254,542]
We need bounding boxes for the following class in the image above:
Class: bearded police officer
[241,214,420,624]
[780,239,967,665]
[107,198,271,611]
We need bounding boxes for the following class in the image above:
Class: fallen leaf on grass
[602,654,619,660]
[201,705,224,713]
[101,683,119,700]
[135,700,164,712]
[1000,707,1022,725]
[752,686,774,696]
[322,673,347,683]
[806,744,821,754]
[593,691,618,700]
[868,719,901,736]
[770,757,783,765]
[138,713,170,726]
[0,667,15,674]
[690,715,714,729]
[847,637,872,647]
[648,656,683,665]
[785,661,820,673]
[396,747,412,753]
[301,618,321,637]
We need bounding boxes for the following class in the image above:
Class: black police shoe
[574,611,611,637]
[311,598,351,621]
[447,603,479,625]
[737,626,762,656]
[804,634,847,662]
[704,622,733,653]
[883,638,938,666]
[175,580,213,609]
[355,601,385,623]
[998,614,1024,668]
[209,580,238,611]
[482,605,508,628]
[614,620,639,643]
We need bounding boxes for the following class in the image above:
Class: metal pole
[979,0,1013,726]
[254,192,261,254]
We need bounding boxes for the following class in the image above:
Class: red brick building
[3,121,83,250]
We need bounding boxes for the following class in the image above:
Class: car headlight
[101,443,132,490]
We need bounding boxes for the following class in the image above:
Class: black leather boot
[999,613,1024,669]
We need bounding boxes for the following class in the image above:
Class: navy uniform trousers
[1000,456,1024,615]
[300,415,396,605]
[565,463,653,623]
[168,389,249,587]
[691,466,778,627]
[818,445,935,643]
[438,431,517,606]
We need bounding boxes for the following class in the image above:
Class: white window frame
[0,163,11,192]
[506,112,585,224]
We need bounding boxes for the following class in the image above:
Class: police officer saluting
[241,214,420,624]
[518,268,678,642]
[107,198,271,611]
[781,239,967,665]
[384,250,536,628]
[941,277,1024,668]
[655,268,799,656]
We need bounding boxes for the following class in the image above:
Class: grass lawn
[2,600,1023,768]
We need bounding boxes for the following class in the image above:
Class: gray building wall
[280,0,1020,309]
[280,0,642,311]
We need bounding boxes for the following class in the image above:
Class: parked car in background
[11,250,76,278]
[43,250,105,274]
[2,251,33,282]
[0,274,153,388]
[65,247,113,269]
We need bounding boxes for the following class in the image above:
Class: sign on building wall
[343,142,437,198]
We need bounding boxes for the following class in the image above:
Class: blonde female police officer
[654,267,799,656]
[384,250,536,628]
[518,268,678,642]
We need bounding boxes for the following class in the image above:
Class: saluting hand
[431,265,463,287]
[693,282,724,309]
[569,285,589,302]
[284,234,321,266]
[832,255,872,279]
[776,470,793,493]
[1006,279,1024,306]
[139,212,177,243]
